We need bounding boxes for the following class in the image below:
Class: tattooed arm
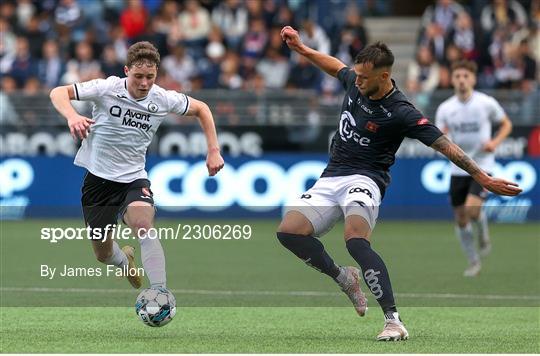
[431,135,522,196]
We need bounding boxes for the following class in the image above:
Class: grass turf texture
[1,307,539,353]
[1,219,539,352]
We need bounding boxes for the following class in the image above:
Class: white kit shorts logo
[364,269,383,299]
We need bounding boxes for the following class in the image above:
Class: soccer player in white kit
[49,42,224,289]
[435,60,512,277]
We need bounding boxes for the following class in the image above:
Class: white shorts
[284,174,381,237]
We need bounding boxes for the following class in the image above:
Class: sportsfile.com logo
[40,224,253,243]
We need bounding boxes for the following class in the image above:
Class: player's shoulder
[387,90,422,118]
[471,90,499,105]
[438,94,459,111]
[150,83,185,100]
[89,75,125,93]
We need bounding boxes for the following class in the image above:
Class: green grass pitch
[1,219,539,353]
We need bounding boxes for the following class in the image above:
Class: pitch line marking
[1,287,539,301]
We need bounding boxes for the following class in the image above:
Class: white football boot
[377,312,409,341]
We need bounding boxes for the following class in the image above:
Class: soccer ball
[135,287,176,327]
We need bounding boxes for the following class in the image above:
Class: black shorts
[449,175,489,207]
[81,172,154,239]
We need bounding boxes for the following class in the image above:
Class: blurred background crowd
[0,0,538,125]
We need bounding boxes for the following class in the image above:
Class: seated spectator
[417,22,447,63]
[338,7,368,57]
[272,4,296,29]
[63,41,101,83]
[211,0,248,51]
[300,19,330,55]
[197,27,225,89]
[120,0,148,40]
[241,17,268,59]
[0,18,17,74]
[448,11,480,61]
[23,15,45,59]
[54,0,85,41]
[493,42,523,88]
[481,0,527,33]
[178,0,211,52]
[161,45,196,91]
[219,51,243,90]
[38,40,65,89]
[256,47,290,89]
[407,46,441,94]
[100,45,124,78]
[518,39,537,92]
[153,0,180,43]
[7,36,38,88]
[286,54,321,90]
[421,0,464,35]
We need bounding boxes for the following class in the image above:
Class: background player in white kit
[435,60,512,277]
[49,42,224,289]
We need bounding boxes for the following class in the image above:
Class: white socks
[139,235,166,288]
[474,210,490,245]
[455,223,479,264]
[104,241,128,268]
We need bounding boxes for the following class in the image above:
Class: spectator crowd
[0,0,537,124]
[0,0,379,95]
[407,0,538,97]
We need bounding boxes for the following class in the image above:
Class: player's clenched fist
[281,26,303,52]
[206,148,224,176]
[67,115,94,140]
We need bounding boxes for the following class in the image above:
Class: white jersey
[435,91,506,176]
[73,76,190,182]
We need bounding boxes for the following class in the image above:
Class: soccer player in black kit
[276,26,522,341]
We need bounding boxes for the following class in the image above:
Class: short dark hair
[354,41,394,69]
[451,60,477,74]
[126,41,160,68]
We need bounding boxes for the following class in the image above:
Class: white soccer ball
[135,287,176,327]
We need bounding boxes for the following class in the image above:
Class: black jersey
[321,67,443,197]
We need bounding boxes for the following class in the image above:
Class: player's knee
[129,219,153,237]
[277,211,314,235]
[277,220,312,236]
[465,207,481,221]
[344,215,371,240]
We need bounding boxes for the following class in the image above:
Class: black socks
[346,238,397,315]
[277,232,340,279]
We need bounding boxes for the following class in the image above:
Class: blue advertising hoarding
[1,155,538,221]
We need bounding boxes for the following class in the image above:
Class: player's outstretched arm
[430,135,522,196]
[49,85,94,140]
[281,26,347,78]
[185,97,224,176]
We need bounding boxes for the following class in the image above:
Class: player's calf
[276,232,340,279]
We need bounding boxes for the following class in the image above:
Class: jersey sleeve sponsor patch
[401,106,443,146]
